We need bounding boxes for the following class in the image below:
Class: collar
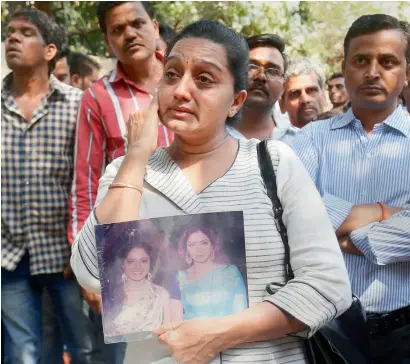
[108,51,165,84]
[330,108,356,130]
[383,106,410,137]
[1,73,67,100]
[330,106,410,137]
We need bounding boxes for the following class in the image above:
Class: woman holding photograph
[72,20,351,364]
[110,242,171,336]
[177,226,247,319]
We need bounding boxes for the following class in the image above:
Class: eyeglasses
[248,64,284,81]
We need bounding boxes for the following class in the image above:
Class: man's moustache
[249,82,270,95]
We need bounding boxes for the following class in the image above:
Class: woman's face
[122,247,151,281]
[186,230,213,264]
[158,37,247,138]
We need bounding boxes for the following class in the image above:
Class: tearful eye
[165,71,179,80]
[198,75,212,84]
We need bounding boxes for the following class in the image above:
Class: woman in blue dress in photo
[176,226,248,320]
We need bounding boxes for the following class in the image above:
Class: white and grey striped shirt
[71,139,351,364]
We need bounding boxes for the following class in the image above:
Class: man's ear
[103,34,113,55]
[45,43,57,63]
[71,74,81,88]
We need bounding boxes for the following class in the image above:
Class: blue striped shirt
[293,106,410,313]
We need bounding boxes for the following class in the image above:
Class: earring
[211,249,216,262]
[147,272,153,281]
[229,109,236,117]
[121,273,127,284]
[185,253,193,266]
[405,81,409,87]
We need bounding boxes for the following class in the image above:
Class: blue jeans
[1,253,97,364]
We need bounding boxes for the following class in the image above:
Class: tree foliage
[2,1,410,75]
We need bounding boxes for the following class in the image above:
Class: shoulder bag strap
[257,140,294,281]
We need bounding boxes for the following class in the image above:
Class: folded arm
[349,209,410,265]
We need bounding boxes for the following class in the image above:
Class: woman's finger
[149,88,159,110]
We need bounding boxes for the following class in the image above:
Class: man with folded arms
[293,14,410,363]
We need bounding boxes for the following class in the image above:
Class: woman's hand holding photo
[154,318,225,364]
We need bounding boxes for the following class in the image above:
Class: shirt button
[366,152,372,158]
[25,181,30,185]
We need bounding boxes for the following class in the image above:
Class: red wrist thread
[377,202,386,221]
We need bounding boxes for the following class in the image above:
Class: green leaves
[1,1,409,75]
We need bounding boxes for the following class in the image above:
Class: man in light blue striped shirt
[293,14,410,364]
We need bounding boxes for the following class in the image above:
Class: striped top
[292,106,410,313]
[71,138,351,364]
[67,57,174,245]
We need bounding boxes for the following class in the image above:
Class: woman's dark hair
[246,33,288,73]
[344,14,410,65]
[165,20,249,125]
[97,1,154,34]
[9,8,59,72]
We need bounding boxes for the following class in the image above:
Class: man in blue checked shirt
[1,8,98,364]
[293,14,410,364]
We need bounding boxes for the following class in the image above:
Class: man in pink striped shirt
[68,1,173,246]
[68,3,174,362]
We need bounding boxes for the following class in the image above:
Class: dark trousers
[370,324,410,364]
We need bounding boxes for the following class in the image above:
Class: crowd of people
[1,1,409,364]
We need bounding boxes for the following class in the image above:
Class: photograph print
[95,211,248,344]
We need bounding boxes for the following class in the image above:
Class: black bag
[257,140,371,364]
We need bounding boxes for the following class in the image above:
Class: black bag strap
[257,140,294,281]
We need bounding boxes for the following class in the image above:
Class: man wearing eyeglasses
[279,59,327,129]
[227,34,297,144]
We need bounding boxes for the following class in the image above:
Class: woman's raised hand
[125,91,160,160]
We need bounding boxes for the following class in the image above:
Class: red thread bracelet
[377,202,386,221]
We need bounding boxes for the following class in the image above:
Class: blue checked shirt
[1,74,82,275]
[293,106,410,313]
